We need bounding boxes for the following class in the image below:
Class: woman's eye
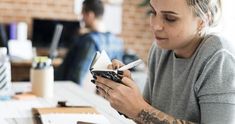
[165,15,177,22]
[148,10,156,16]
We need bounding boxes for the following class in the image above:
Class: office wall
[0,0,153,62]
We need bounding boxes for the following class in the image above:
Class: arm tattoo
[137,109,195,124]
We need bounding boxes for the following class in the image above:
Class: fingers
[96,76,136,93]
[96,86,106,96]
[107,64,113,70]
[118,70,132,78]
[96,82,112,100]
[96,76,119,89]
[106,59,132,79]
[96,86,108,99]
[111,59,131,78]
[95,72,134,90]
[121,77,136,88]
[111,59,124,69]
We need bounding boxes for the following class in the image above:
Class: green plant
[139,0,150,7]
[139,0,151,15]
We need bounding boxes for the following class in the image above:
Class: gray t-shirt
[143,34,235,123]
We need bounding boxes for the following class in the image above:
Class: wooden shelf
[11,58,63,81]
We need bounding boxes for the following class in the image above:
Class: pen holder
[30,57,54,98]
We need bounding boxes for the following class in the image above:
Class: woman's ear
[198,20,204,31]
[197,19,206,36]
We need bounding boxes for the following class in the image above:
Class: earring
[197,27,203,36]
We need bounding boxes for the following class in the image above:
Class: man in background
[55,0,124,86]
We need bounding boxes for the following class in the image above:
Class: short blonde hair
[186,0,222,27]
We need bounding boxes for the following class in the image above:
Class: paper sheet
[91,50,112,70]
[0,98,56,118]
[41,113,110,124]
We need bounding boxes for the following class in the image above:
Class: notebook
[33,106,110,124]
[90,50,143,83]
[89,50,122,83]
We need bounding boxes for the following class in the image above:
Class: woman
[95,0,235,123]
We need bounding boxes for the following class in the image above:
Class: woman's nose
[150,17,164,31]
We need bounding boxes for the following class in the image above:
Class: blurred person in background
[55,0,124,86]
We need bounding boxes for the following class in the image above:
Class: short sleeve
[195,49,235,104]
[143,43,158,103]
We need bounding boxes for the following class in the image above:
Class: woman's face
[150,0,202,57]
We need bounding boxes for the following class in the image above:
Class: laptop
[48,24,63,59]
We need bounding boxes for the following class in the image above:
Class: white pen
[118,59,143,71]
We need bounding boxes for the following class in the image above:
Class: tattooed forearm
[137,110,170,124]
[137,109,195,124]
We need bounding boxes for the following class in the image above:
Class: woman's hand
[108,59,132,78]
[95,59,148,119]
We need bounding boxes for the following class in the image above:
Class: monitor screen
[32,19,80,48]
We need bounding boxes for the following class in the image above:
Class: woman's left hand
[95,75,148,119]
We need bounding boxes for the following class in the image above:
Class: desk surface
[0,81,135,124]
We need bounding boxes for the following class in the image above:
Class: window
[216,1,235,42]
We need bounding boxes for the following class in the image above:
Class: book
[33,106,110,124]
[90,50,143,83]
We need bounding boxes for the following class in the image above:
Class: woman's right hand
[108,59,132,79]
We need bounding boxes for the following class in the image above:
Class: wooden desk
[0,81,135,124]
[11,58,63,81]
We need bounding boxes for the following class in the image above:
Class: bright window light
[215,1,235,42]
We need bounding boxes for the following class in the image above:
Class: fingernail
[117,70,123,75]
[93,76,97,79]
[96,89,99,95]
[91,80,95,84]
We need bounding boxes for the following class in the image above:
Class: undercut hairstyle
[82,0,104,18]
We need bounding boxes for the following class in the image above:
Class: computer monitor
[32,18,80,48]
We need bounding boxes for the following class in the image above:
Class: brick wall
[0,0,153,62]
[121,0,153,62]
